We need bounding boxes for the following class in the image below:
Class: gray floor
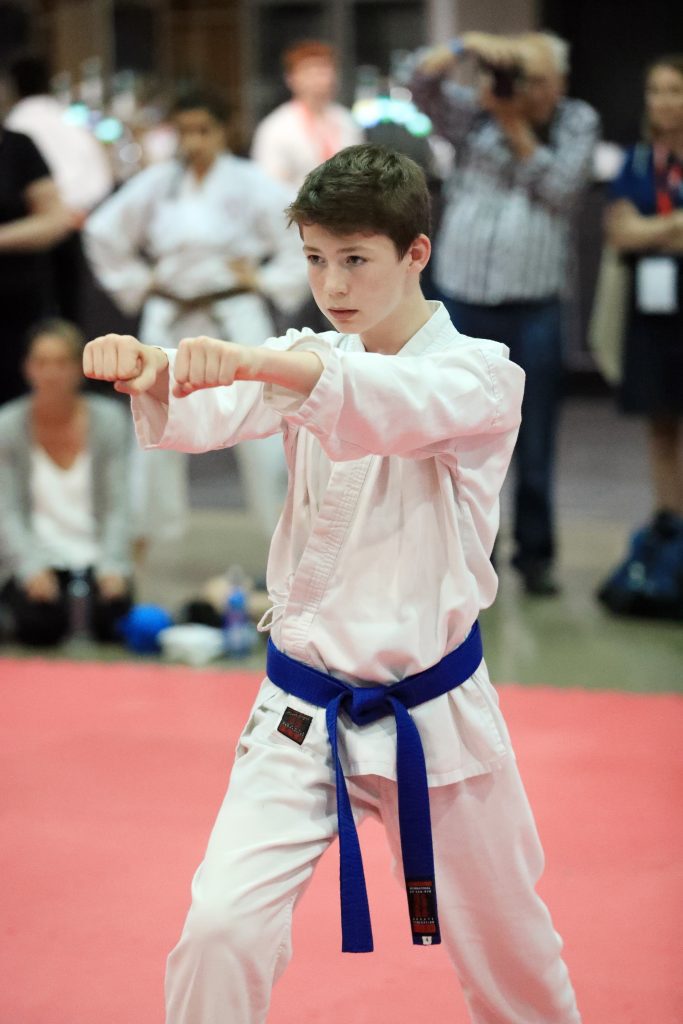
[4,396,681,692]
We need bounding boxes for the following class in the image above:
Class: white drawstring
[256,602,285,633]
[257,573,294,633]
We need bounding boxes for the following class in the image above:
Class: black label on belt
[277,707,313,745]
[406,878,440,946]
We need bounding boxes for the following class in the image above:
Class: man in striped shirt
[412,32,599,594]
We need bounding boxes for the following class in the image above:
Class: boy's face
[301,224,429,349]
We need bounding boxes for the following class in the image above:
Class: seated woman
[0,318,133,645]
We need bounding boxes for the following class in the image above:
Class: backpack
[597,511,683,620]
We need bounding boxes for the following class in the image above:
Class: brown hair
[646,54,683,81]
[282,40,336,75]
[170,89,230,124]
[286,144,431,258]
[25,318,85,361]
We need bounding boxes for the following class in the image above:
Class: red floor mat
[1,659,681,1024]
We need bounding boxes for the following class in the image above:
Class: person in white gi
[84,91,308,549]
[251,39,363,193]
[83,145,581,1023]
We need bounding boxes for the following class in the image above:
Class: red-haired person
[252,40,363,193]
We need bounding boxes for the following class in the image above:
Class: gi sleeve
[131,332,302,454]
[83,164,168,314]
[263,335,525,461]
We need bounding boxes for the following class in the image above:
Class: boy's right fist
[82,334,169,395]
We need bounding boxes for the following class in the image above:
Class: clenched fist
[172,336,254,398]
[84,331,323,404]
[83,334,169,397]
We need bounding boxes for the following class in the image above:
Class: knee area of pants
[184,891,268,955]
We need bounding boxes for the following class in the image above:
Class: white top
[30,446,99,569]
[6,96,114,212]
[252,100,364,192]
[84,152,308,317]
[132,302,525,785]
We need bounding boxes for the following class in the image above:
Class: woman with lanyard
[604,56,683,571]
[84,91,308,557]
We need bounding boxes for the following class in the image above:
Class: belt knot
[343,684,393,726]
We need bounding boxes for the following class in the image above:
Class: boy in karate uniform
[83,144,581,1024]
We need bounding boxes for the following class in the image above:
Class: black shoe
[520,562,560,596]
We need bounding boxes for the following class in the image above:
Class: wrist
[503,120,536,157]
[235,345,262,382]
[152,346,169,371]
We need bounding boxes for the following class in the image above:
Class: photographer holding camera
[411,33,599,595]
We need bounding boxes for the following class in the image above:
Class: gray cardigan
[0,394,133,582]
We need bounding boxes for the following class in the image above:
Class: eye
[306,254,324,266]
[346,255,367,266]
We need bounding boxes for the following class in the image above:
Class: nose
[325,266,348,298]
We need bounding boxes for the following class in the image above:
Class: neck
[33,392,81,421]
[656,129,683,156]
[361,292,433,355]
[190,154,217,180]
[299,96,328,116]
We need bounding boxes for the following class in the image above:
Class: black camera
[478,58,524,99]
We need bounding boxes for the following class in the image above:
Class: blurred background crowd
[0,0,680,678]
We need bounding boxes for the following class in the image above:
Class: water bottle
[223,586,257,658]
[67,568,91,639]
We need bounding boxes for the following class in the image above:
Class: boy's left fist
[173,336,253,398]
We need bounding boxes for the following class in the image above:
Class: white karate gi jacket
[133,302,526,786]
[84,152,308,342]
[85,151,309,541]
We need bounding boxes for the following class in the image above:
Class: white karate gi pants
[165,694,581,1024]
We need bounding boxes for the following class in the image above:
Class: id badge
[635,257,678,314]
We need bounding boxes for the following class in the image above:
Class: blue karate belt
[266,621,483,953]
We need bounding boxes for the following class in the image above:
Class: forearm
[499,118,538,160]
[660,224,683,253]
[607,205,683,253]
[0,211,71,252]
[239,345,323,396]
[410,47,478,145]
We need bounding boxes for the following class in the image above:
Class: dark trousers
[442,297,564,567]
[2,568,133,647]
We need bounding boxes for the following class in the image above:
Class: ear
[406,234,431,272]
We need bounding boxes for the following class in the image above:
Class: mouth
[327,308,358,321]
